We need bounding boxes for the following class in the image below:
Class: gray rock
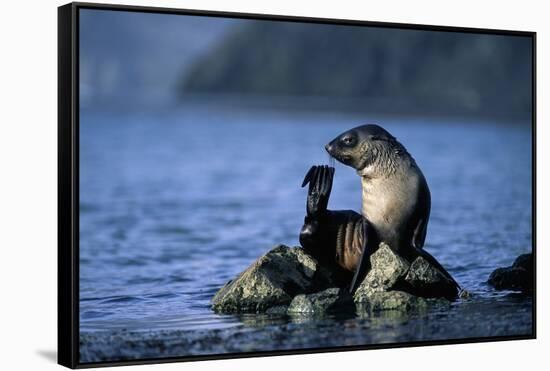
[212,241,462,315]
[211,245,333,313]
[488,253,533,293]
[356,291,451,315]
[354,243,409,302]
[287,288,353,314]
[404,256,459,299]
[265,305,289,315]
[353,243,460,310]
[356,291,429,312]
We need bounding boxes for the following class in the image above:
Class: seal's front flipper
[301,165,334,217]
[415,248,462,292]
[300,165,335,260]
[349,218,371,294]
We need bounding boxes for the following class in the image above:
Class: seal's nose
[325,143,332,153]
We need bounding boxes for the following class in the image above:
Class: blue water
[79,105,532,344]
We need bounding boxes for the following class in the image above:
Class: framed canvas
[58,2,536,368]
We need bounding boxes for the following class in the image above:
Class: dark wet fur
[299,165,372,293]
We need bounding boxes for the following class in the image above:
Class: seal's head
[325,124,396,171]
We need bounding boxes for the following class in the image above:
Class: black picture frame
[58,2,537,368]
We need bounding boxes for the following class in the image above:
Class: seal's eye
[341,135,355,146]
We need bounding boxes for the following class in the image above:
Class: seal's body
[302,209,366,271]
[325,124,431,256]
[300,124,459,293]
[299,165,372,290]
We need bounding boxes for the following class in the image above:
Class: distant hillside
[178,21,532,119]
[79,9,236,109]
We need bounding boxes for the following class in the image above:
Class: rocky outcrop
[353,243,409,298]
[353,243,458,311]
[287,288,353,314]
[356,291,428,312]
[212,243,460,315]
[211,245,334,313]
[488,253,533,293]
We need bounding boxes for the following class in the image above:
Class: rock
[356,291,429,312]
[212,241,462,315]
[265,305,289,315]
[353,243,460,310]
[287,288,354,314]
[211,245,333,313]
[356,291,451,313]
[353,243,409,301]
[404,256,459,299]
[512,253,533,271]
[488,253,533,293]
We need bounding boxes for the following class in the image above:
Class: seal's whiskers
[328,154,335,168]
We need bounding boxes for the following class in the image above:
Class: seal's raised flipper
[301,165,334,217]
[299,166,372,287]
[300,165,334,253]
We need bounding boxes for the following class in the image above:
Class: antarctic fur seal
[325,124,430,257]
[299,124,460,293]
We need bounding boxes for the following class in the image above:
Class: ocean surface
[79,105,533,362]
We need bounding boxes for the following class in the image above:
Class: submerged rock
[287,288,353,314]
[211,245,333,313]
[356,291,428,312]
[488,253,533,293]
[405,256,459,299]
[265,305,289,315]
